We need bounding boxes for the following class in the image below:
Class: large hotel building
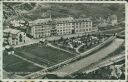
[29,17,95,39]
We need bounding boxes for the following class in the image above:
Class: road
[84,52,125,74]
[52,38,124,77]
[75,43,85,53]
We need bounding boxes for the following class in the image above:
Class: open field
[3,53,42,75]
[15,44,76,67]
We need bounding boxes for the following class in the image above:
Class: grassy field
[3,52,42,76]
[15,44,76,67]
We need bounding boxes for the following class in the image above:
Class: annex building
[3,28,26,46]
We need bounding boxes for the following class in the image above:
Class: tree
[19,34,23,42]
[108,5,119,12]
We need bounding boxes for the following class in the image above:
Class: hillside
[3,3,125,24]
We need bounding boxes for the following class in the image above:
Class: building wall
[56,22,73,35]
[31,24,51,39]
[3,32,26,46]
[30,18,93,39]
[17,32,26,45]
[75,21,92,34]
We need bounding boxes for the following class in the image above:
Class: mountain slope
[3,3,125,22]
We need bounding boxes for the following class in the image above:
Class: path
[75,43,85,53]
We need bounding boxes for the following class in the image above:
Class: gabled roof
[31,18,52,25]
[30,17,92,26]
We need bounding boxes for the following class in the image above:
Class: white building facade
[3,28,26,46]
[74,18,92,34]
[30,18,52,38]
[30,17,93,39]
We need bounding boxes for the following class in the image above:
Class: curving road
[75,43,85,53]
[52,38,124,77]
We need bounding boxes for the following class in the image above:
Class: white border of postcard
[0,0,127,82]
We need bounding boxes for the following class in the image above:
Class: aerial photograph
[3,3,125,79]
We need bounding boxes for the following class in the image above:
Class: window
[86,25,88,27]
[80,29,82,32]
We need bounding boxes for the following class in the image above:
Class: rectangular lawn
[3,53,43,76]
[15,45,76,67]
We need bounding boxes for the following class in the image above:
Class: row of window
[57,25,92,29]
[56,22,92,26]
[34,23,92,31]
[57,29,72,32]
[34,33,51,38]
[57,28,73,30]
[58,32,72,35]
[75,25,92,28]
[34,28,92,34]
[75,28,92,32]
